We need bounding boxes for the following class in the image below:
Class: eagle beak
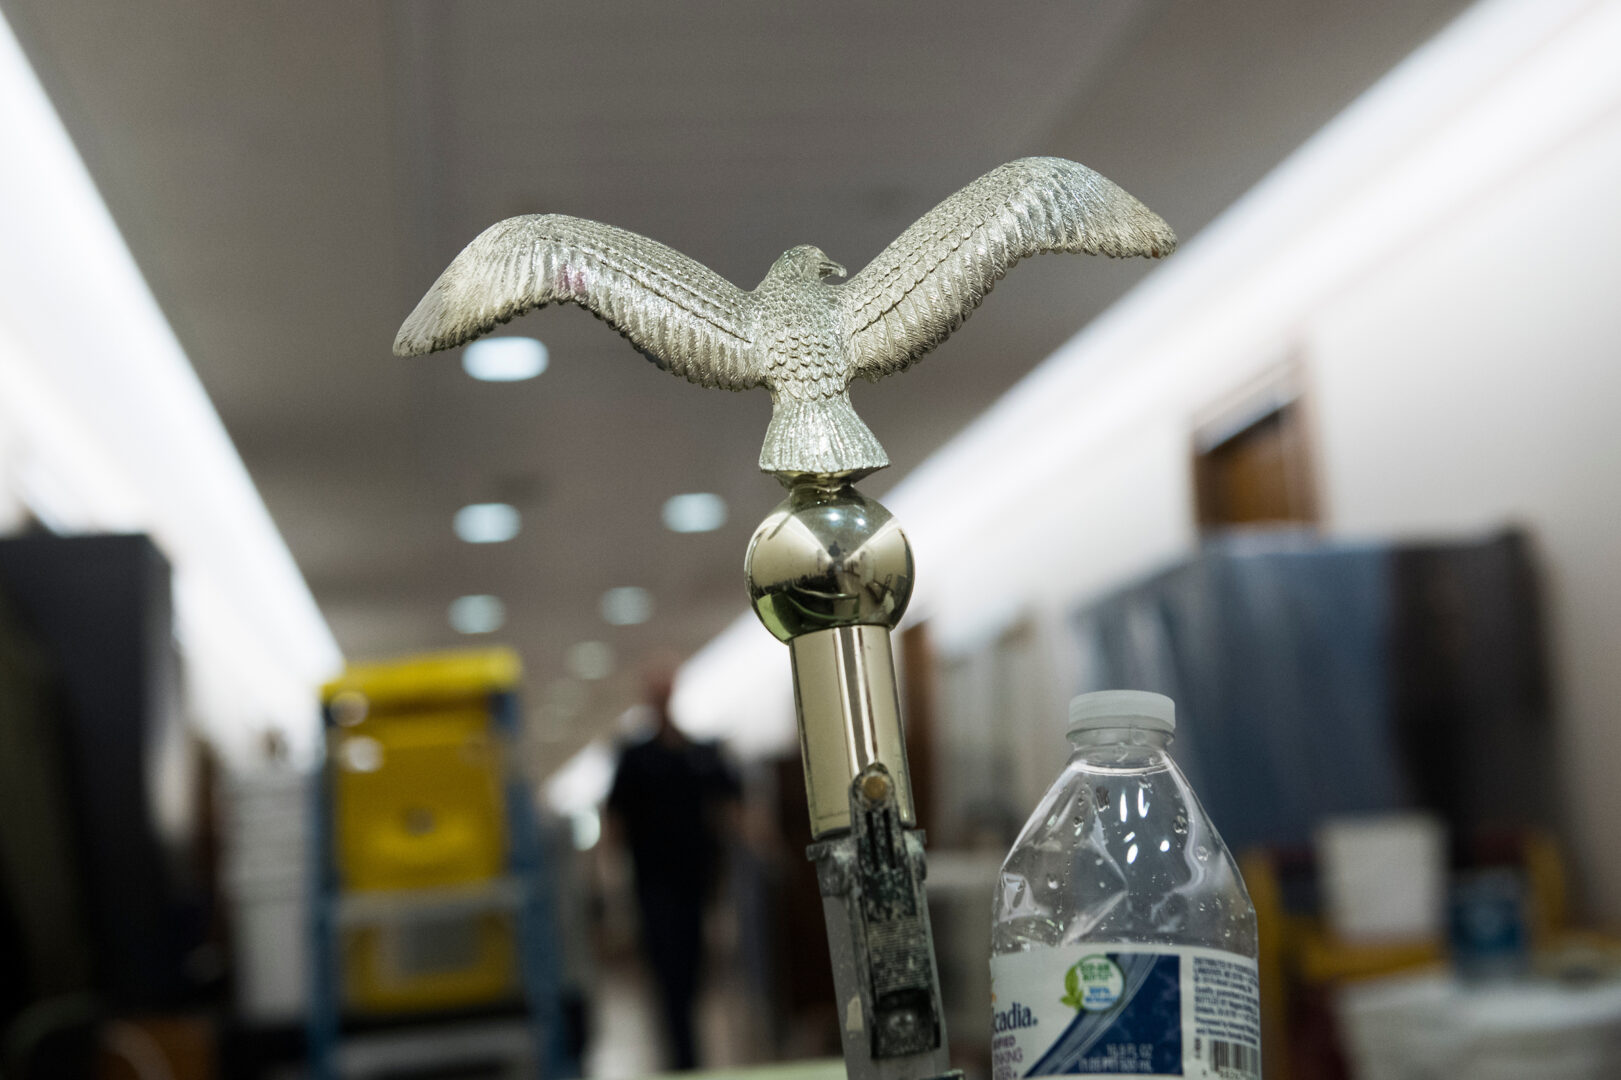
[819,258,847,281]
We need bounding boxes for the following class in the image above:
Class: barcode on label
[1209,1039,1260,1077]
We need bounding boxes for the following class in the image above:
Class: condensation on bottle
[990,691,1262,1079]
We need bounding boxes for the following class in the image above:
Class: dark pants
[637,882,705,1070]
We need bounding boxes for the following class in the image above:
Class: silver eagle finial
[394,157,1175,480]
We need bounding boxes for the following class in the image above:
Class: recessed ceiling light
[448,594,505,634]
[454,502,521,543]
[600,586,654,626]
[462,337,548,382]
[566,640,615,681]
[662,492,727,533]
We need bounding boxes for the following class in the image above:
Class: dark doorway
[1194,400,1318,529]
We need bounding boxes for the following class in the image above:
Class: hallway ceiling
[1,0,1468,762]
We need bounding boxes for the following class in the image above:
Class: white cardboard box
[1316,813,1447,943]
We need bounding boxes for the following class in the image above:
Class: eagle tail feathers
[759,393,888,478]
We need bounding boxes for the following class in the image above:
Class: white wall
[1311,111,1621,918]
[901,0,1621,918]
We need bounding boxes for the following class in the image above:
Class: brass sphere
[744,481,914,642]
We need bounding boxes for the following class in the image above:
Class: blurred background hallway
[3,1,1621,1078]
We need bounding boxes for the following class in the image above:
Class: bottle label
[990,945,1260,1078]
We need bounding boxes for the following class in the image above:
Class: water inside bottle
[993,726,1256,956]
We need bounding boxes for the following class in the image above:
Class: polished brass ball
[744,481,914,642]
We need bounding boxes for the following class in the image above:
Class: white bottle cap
[1067,689,1176,734]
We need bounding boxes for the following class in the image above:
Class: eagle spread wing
[393,215,757,391]
[841,157,1175,381]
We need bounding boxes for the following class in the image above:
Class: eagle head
[767,244,846,286]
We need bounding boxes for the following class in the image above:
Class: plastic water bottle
[990,691,1261,1078]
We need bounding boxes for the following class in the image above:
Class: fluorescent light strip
[0,10,341,762]
[886,0,1619,596]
